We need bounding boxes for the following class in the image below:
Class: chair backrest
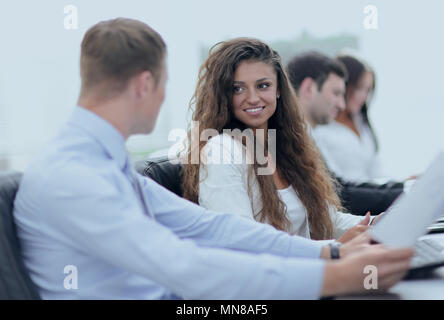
[0,171,40,300]
[135,156,184,197]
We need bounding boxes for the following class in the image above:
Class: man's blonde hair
[80,18,166,98]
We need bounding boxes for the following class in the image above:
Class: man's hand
[321,245,414,297]
[320,231,371,260]
[340,232,373,258]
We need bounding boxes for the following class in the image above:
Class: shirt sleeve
[34,163,326,299]
[198,136,257,221]
[139,174,325,260]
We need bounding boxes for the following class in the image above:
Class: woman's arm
[198,134,259,220]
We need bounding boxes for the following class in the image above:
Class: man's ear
[299,77,316,99]
[134,70,153,98]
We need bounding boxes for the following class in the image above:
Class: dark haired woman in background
[313,55,384,182]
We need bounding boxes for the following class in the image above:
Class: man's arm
[34,166,326,299]
[139,174,325,259]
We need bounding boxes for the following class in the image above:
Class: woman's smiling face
[232,60,279,131]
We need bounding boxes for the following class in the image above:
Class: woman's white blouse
[313,114,385,183]
[198,133,365,239]
[277,186,311,238]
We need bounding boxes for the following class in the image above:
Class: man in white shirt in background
[286,52,405,216]
[13,18,413,299]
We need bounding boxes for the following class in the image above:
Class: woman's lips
[244,106,265,114]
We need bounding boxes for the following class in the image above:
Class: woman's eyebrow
[233,77,271,84]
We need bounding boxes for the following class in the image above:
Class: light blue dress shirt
[13,107,327,300]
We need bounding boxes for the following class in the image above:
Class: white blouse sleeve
[198,135,257,221]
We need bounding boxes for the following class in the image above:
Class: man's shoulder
[313,122,339,135]
[313,122,351,149]
[20,137,122,198]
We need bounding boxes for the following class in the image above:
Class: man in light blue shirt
[13,18,413,299]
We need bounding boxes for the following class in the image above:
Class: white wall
[1,0,443,179]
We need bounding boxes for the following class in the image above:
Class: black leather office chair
[0,171,40,300]
[135,156,184,197]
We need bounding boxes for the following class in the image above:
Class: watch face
[329,242,341,259]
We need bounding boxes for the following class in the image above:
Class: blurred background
[1,0,443,180]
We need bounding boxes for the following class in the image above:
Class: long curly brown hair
[181,38,341,240]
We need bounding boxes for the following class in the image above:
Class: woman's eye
[233,86,244,93]
[258,83,270,89]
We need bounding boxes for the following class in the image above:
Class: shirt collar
[67,106,128,169]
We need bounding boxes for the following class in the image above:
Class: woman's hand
[337,212,371,244]
[370,211,387,226]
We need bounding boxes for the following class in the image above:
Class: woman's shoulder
[202,132,249,165]
[205,132,243,148]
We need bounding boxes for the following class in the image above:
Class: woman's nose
[246,89,260,104]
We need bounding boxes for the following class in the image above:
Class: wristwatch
[329,241,342,259]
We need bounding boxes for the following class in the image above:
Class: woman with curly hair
[181,38,372,241]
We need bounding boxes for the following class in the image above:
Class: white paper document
[370,152,444,247]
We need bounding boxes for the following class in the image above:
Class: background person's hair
[181,38,341,239]
[79,18,166,99]
[336,55,378,152]
[286,51,348,93]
